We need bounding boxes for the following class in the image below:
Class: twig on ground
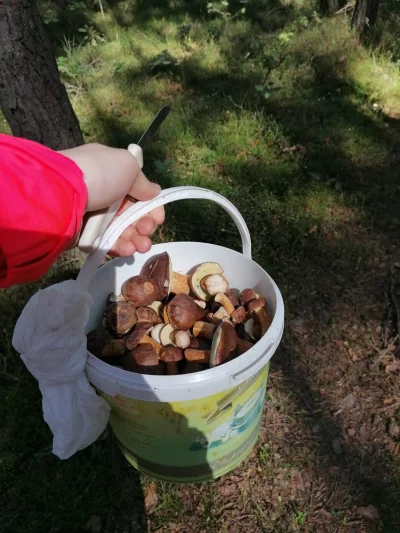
[335,2,355,15]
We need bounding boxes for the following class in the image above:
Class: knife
[78,106,170,254]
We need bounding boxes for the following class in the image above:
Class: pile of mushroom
[87,252,272,375]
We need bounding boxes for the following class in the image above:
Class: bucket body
[86,241,284,483]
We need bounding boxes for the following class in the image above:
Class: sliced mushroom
[138,335,162,357]
[200,273,229,297]
[247,298,272,335]
[147,300,163,317]
[244,318,256,340]
[192,321,216,339]
[189,262,224,301]
[184,348,211,364]
[214,293,235,316]
[225,289,240,308]
[122,275,160,306]
[160,323,175,346]
[211,306,230,321]
[163,304,170,324]
[124,322,152,350]
[135,306,159,324]
[160,346,183,375]
[171,330,191,350]
[151,323,164,344]
[210,322,238,367]
[231,305,246,325]
[123,344,158,374]
[188,337,212,350]
[167,294,201,330]
[104,302,137,336]
[140,252,190,299]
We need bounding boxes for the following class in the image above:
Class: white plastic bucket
[79,187,284,483]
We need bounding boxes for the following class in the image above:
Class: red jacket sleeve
[0,133,88,288]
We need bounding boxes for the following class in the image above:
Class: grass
[2,0,400,531]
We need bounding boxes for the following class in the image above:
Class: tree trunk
[320,0,344,14]
[351,0,380,37]
[0,0,83,150]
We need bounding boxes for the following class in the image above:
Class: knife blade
[137,105,171,150]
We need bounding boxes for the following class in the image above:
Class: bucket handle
[77,186,252,290]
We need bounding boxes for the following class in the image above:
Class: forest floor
[1,1,400,532]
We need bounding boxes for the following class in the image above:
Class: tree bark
[0,0,83,150]
[351,0,380,37]
[320,0,344,14]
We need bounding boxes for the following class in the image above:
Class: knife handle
[77,143,144,255]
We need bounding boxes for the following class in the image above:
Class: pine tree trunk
[0,0,83,150]
[320,0,343,14]
[351,0,380,37]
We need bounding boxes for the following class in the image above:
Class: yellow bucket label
[100,364,269,482]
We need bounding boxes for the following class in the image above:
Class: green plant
[149,50,181,71]
[293,509,307,526]
[78,24,106,47]
[206,0,247,23]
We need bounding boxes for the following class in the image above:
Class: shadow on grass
[271,339,400,531]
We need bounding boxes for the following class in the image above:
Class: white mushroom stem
[200,274,229,296]
[170,272,190,295]
[192,321,216,339]
[244,318,256,340]
[172,330,191,349]
[151,323,164,344]
[214,293,235,316]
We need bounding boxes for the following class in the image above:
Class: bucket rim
[86,241,284,389]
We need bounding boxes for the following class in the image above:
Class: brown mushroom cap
[135,306,160,324]
[140,251,171,300]
[123,344,158,373]
[160,346,183,363]
[167,294,199,330]
[189,262,224,301]
[210,322,238,367]
[240,288,258,306]
[247,297,266,313]
[87,328,111,357]
[231,305,246,324]
[104,302,137,335]
[124,322,152,350]
[122,275,160,306]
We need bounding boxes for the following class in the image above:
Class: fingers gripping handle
[77,144,144,254]
[77,186,252,290]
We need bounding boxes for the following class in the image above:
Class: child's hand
[59,143,165,256]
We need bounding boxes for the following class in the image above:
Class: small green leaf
[221,0,229,5]
[241,7,246,13]
[264,92,271,100]
[255,84,264,91]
